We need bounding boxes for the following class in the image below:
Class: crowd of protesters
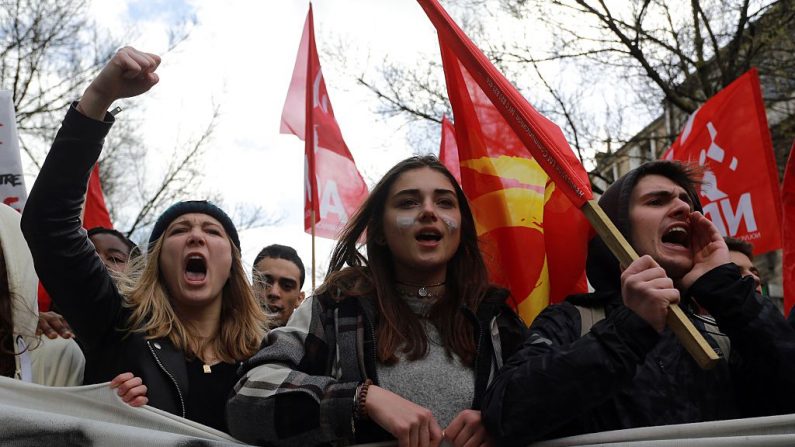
[2,46,795,447]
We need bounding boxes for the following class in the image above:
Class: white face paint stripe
[396,216,416,230]
[395,213,459,232]
[441,216,459,231]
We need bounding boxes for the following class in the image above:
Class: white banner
[3,374,795,446]
[0,376,245,446]
[0,91,26,211]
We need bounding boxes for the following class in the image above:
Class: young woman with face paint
[228,156,527,447]
[21,47,266,433]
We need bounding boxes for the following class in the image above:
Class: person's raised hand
[77,46,161,120]
[679,211,730,290]
[110,372,148,407]
[444,409,494,447]
[36,311,74,339]
[365,385,443,447]
[621,255,680,333]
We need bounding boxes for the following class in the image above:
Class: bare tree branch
[1,0,213,241]
[124,104,219,239]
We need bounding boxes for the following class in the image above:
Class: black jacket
[481,163,795,446]
[227,287,527,446]
[21,105,189,417]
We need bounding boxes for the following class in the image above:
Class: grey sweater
[376,295,475,427]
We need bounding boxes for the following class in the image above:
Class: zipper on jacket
[363,310,379,385]
[146,340,186,418]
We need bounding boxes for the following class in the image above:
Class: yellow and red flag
[438,115,462,185]
[425,2,592,324]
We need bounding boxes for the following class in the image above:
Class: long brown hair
[118,234,266,363]
[319,155,489,366]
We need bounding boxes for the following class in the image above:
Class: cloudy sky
[86,0,448,288]
[82,0,653,291]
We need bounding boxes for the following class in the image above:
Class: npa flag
[281,5,368,239]
[83,163,113,230]
[438,115,461,184]
[423,1,591,324]
[783,141,795,314]
[0,91,27,212]
[662,69,782,255]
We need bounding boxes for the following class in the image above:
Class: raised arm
[20,47,160,349]
[77,46,160,119]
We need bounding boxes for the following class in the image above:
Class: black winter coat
[481,163,795,446]
[21,105,190,417]
[482,265,795,445]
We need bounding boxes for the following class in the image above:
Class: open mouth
[415,229,442,243]
[661,226,689,248]
[185,255,207,281]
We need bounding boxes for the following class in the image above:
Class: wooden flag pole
[416,0,717,370]
[581,199,720,370]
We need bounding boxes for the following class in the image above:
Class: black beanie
[148,201,240,250]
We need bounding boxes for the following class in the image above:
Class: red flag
[662,69,782,256]
[423,0,591,323]
[83,163,113,229]
[280,5,368,239]
[438,115,461,185]
[418,0,592,209]
[782,141,795,314]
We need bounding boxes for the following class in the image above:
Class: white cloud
[83,0,620,293]
[82,1,442,291]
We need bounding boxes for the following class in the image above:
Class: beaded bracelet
[354,379,373,420]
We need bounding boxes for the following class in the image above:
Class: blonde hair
[117,235,267,363]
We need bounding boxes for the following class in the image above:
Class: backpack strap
[697,315,731,361]
[576,304,731,361]
[576,305,606,337]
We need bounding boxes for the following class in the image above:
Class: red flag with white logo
[422,0,591,324]
[438,115,461,185]
[782,141,795,314]
[280,5,368,239]
[662,69,782,255]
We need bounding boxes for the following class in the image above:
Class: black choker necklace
[395,280,446,298]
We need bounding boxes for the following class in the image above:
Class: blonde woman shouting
[22,47,266,433]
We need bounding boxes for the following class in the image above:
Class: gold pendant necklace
[203,364,212,374]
